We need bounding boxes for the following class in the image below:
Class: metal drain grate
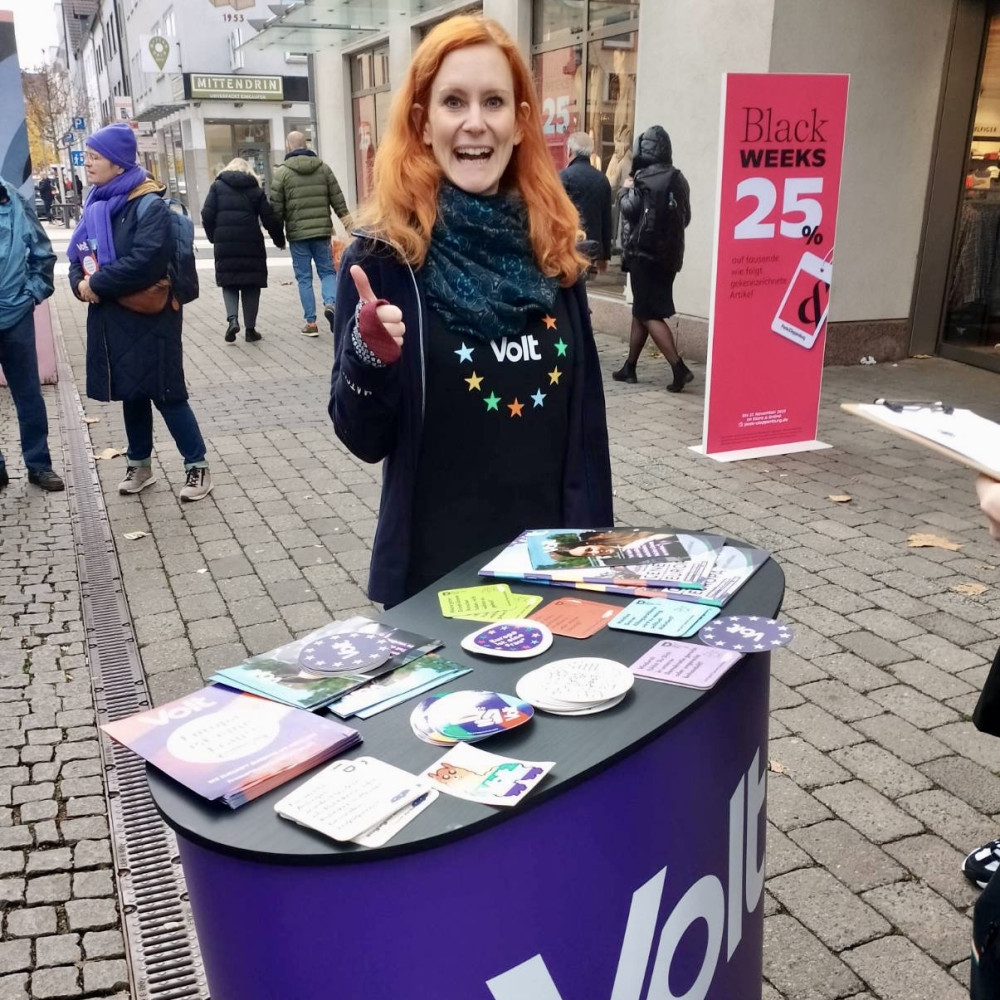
[56,355,209,1000]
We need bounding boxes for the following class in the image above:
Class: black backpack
[631,168,685,271]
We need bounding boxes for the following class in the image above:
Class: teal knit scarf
[421,183,558,342]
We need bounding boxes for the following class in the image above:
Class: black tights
[625,317,680,366]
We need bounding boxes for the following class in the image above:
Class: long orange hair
[360,15,586,285]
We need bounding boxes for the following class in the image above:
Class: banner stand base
[690,439,832,463]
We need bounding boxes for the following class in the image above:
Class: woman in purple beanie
[67,123,213,501]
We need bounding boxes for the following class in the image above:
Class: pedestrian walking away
[612,125,693,392]
[37,173,54,221]
[559,131,612,277]
[0,175,64,492]
[270,131,352,336]
[329,14,614,609]
[202,157,285,344]
[67,122,213,502]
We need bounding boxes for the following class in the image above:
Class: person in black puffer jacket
[612,125,693,392]
[201,158,285,344]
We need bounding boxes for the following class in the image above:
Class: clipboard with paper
[841,400,1000,479]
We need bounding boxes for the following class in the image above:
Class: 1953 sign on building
[187,74,284,101]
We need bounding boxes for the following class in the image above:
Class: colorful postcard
[438,584,542,622]
[608,598,719,638]
[529,596,619,638]
[422,742,555,807]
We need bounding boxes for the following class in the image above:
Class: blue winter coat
[68,190,187,403]
[0,184,55,331]
[329,235,615,607]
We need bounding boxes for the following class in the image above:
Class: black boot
[245,328,262,342]
[612,360,637,383]
[224,318,239,343]
[667,359,694,393]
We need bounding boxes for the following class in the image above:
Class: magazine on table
[658,543,771,608]
[481,530,725,591]
[525,528,697,570]
[209,617,443,711]
[100,685,361,809]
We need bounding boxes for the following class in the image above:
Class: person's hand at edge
[977,475,1000,541]
[351,265,404,364]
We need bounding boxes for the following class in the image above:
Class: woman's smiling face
[420,43,524,196]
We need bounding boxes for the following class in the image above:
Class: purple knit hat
[86,123,137,169]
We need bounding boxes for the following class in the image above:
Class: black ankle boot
[245,328,262,342]
[667,359,694,393]
[612,360,637,383]
[224,318,239,343]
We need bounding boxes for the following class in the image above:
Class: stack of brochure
[274,756,437,847]
[480,529,770,609]
[328,655,473,720]
[100,685,361,809]
[209,617,442,711]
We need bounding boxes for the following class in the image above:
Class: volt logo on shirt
[491,334,542,363]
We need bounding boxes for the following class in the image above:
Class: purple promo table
[149,543,784,1000]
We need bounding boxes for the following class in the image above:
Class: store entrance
[942,5,1000,369]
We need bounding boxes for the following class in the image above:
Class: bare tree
[21,65,86,176]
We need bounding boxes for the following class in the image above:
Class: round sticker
[697,615,793,652]
[297,631,394,674]
[516,657,633,707]
[460,619,553,659]
[427,690,534,741]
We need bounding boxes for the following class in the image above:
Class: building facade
[63,0,314,217]
[243,0,1000,372]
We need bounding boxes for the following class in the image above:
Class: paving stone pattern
[2,239,999,997]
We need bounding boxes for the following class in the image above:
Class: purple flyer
[697,615,793,651]
[630,639,743,689]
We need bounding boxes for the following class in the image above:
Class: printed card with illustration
[529,596,619,638]
[608,598,719,638]
[422,742,555,807]
[630,639,744,689]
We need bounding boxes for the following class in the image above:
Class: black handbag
[973,645,1000,737]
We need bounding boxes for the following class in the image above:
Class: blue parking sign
[72,117,86,131]
[70,150,85,166]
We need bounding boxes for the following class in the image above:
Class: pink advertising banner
[702,73,849,458]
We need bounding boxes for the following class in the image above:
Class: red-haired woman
[329,15,614,607]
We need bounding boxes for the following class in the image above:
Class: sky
[4,0,61,69]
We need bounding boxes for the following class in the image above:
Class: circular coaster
[297,631,394,674]
[697,615,793,652]
[460,620,553,659]
[516,657,634,707]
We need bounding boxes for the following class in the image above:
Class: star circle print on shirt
[452,310,571,419]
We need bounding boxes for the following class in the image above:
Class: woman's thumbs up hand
[351,265,405,349]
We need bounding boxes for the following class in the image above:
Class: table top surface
[148,542,785,863]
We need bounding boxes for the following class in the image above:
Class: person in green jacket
[270,132,352,336]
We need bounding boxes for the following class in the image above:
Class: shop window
[350,45,390,205]
[945,9,1000,354]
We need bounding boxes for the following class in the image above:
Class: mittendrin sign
[188,75,283,101]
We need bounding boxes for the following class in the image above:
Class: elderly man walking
[559,132,613,276]
[270,132,352,336]
[0,176,63,492]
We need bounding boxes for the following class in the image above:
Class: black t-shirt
[405,293,575,596]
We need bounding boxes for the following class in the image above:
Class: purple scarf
[67,164,147,268]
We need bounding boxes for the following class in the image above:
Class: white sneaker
[179,467,213,502]
[118,466,156,495]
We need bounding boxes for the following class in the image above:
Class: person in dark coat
[558,132,612,275]
[201,158,285,344]
[37,175,54,221]
[612,125,693,392]
[67,123,213,502]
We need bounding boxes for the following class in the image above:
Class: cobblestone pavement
[2,229,1000,998]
